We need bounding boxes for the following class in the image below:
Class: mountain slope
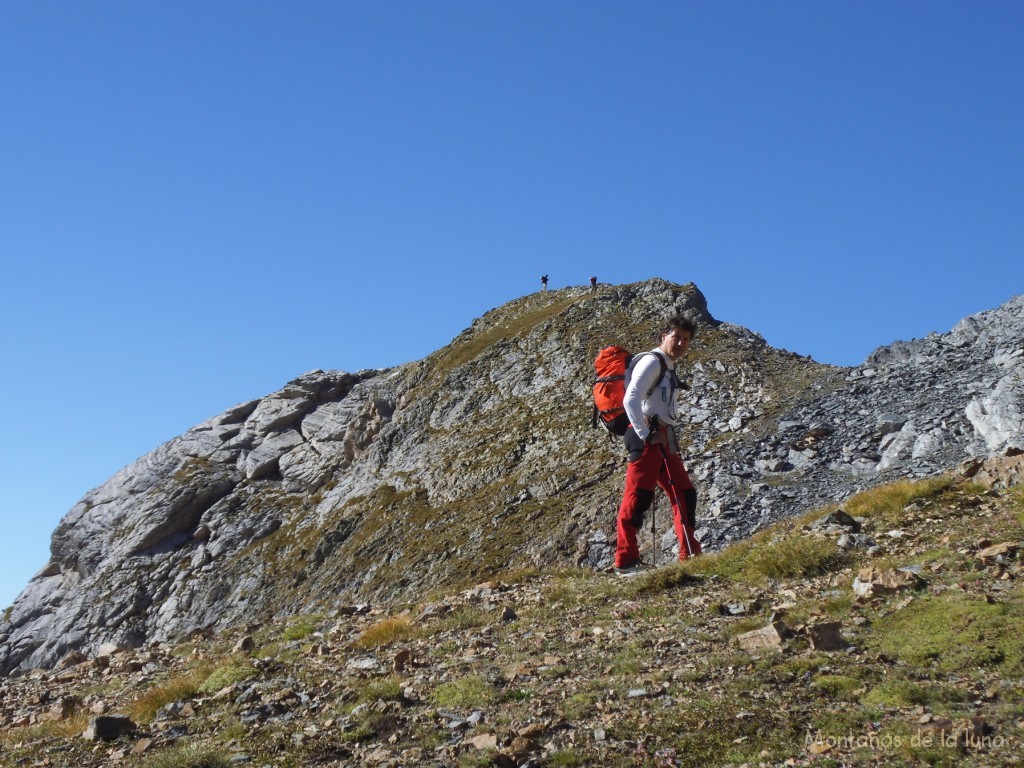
[2,279,1022,676]
[2,463,1022,767]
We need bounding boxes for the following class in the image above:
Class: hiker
[589,276,597,292]
[541,274,549,291]
[614,315,700,575]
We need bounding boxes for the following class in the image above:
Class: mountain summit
[2,279,1022,675]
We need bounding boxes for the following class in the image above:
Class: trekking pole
[651,494,657,567]
[658,443,697,559]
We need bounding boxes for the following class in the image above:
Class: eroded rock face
[1,281,1021,675]
[0,369,386,674]
[696,294,1024,547]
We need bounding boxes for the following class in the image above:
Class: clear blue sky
[2,1,1021,609]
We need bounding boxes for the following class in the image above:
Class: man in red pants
[615,315,701,575]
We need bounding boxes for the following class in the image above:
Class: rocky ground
[3,456,1023,768]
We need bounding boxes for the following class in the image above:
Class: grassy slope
[3,472,1023,768]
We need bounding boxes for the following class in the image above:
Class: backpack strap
[630,352,669,399]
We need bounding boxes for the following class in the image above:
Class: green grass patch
[870,592,1024,674]
[353,674,404,704]
[681,531,849,585]
[560,691,598,721]
[744,534,850,582]
[338,721,377,744]
[608,642,645,676]
[812,674,863,700]
[648,692,804,766]
[431,675,496,709]
[1009,485,1024,518]
[280,615,320,642]
[197,660,258,694]
[808,705,881,736]
[546,751,585,767]
[625,562,704,596]
[861,679,933,708]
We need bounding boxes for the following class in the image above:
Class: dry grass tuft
[355,615,415,648]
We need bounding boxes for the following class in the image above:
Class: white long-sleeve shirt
[624,349,678,441]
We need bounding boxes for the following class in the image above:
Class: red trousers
[615,441,700,567]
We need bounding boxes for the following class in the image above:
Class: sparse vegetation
[0,713,90,747]
[4,472,1024,767]
[423,292,582,387]
[140,743,232,768]
[425,606,490,635]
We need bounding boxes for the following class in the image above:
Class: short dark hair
[658,315,696,340]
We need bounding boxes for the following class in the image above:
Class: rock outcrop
[2,279,1022,675]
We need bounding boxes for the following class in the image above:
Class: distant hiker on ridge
[589,276,597,293]
[614,315,700,575]
[541,274,549,291]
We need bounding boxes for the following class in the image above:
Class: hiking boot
[614,561,646,577]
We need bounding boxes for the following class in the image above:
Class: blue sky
[2,1,1022,609]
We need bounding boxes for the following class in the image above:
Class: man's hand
[646,427,670,448]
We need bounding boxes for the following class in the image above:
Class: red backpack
[592,346,667,436]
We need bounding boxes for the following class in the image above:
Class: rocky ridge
[2,279,1022,677]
